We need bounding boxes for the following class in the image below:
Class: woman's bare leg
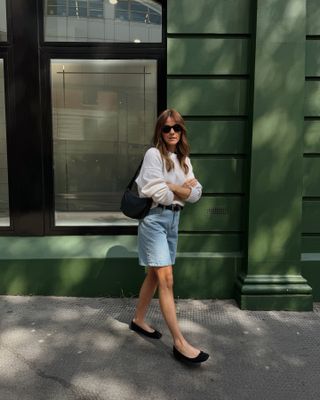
[154,265,200,358]
[133,268,158,332]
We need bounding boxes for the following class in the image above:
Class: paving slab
[0,296,319,400]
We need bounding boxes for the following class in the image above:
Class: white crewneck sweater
[135,147,202,208]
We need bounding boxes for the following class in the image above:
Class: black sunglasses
[162,124,182,134]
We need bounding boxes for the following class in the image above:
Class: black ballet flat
[130,320,162,339]
[173,346,209,364]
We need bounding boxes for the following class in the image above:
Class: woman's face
[161,116,181,152]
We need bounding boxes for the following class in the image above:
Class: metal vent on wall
[207,207,228,215]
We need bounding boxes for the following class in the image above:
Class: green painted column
[235,0,313,310]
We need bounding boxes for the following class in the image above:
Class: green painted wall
[167,0,252,301]
[301,0,320,300]
[0,236,241,298]
[236,0,312,310]
[167,0,252,34]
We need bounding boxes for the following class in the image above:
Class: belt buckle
[173,204,179,211]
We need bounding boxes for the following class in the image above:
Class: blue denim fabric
[138,206,180,267]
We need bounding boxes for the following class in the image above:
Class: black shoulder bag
[120,159,153,219]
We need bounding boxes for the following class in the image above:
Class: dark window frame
[0,0,166,236]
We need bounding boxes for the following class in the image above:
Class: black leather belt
[158,204,183,212]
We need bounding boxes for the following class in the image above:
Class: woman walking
[130,109,209,364]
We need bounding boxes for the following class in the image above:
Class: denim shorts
[138,206,180,267]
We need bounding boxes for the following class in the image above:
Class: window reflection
[0,0,7,41]
[44,0,162,42]
[47,0,104,17]
[0,60,10,226]
[51,59,157,226]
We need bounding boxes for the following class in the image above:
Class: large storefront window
[0,59,9,226]
[0,1,164,235]
[44,0,162,42]
[0,0,7,41]
[51,59,157,226]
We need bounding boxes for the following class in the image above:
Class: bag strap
[127,159,144,189]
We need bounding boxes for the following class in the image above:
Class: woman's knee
[154,266,174,289]
[147,267,158,282]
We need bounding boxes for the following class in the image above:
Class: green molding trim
[237,273,312,285]
[236,294,313,311]
[236,273,312,294]
[235,273,313,310]
[176,252,242,258]
[0,236,243,260]
[0,236,138,260]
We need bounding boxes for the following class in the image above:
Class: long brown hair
[152,109,190,174]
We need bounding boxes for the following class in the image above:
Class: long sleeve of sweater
[184,157,202,204]
[135,148,174,206]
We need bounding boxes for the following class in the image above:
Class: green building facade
[0,0,319,310]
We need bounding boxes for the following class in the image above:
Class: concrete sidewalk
[0,296,319,400]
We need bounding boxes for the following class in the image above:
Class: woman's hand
[166,182,183,201]
[167,179,198,191]
[166,181,192,201]
[182,178,198,189]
